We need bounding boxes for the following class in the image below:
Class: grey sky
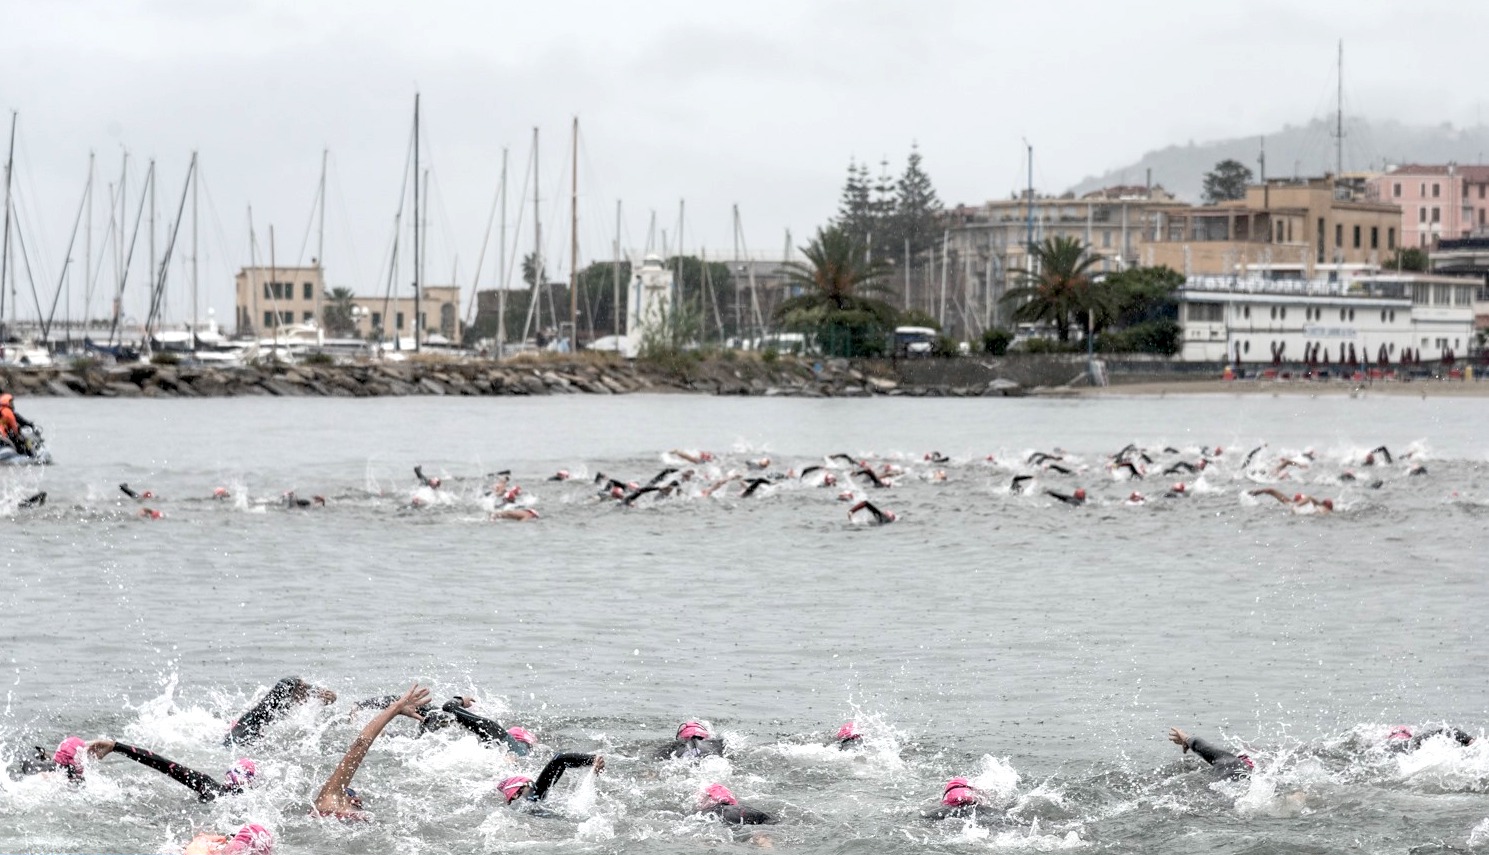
[4,0,1486,323]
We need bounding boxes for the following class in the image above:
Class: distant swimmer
[213,487,231,500]
[119,482,154,501]
[852,468,890,488]
[1241,444,1266,468]
[670,449,716,465]
[740,478,772,498]
[1045,487,1087,506]
[140,508,164,520]
[181,823,274,855]
[848,499,897,525]
[925,451,950,464]
[497,753,604,807]
[1044,462,1074,475]
[1009,474,1034,494]
[746,456,773,470]
[313,683,430,820]
[1167,727,1253,779]
[798,465,839,487]
[1248,487,1333,513]
[428,697,536,756]
[658,720,727,760]
[18,490,45,509]
[1363,445,1394,465]
[920,777,990,821]
[413,465,441,489]
[697,783,776,825]
[1162,460,1203,475]
[87,739,256,802]
[1409,463,1428,477]
[1027,451,1063,466]
[492,507,540,521]
[829,453,860,467]
[1164,482,1188,499]
[1386,725,1476,753]
[647,467,680,487]
[284,492,326,509]
[225,676,337,746]
[1112,460,1145,479]
[1125,491,1146,505]
[548,469,571,481]
[834,721,863,749]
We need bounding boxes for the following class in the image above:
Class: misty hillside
[1070,118,1489,202]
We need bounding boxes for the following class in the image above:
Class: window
[1432,183,1441,198]
[1393,183,1402,198]
[1481,185,1486,199]
[1370,226,1379,249]
[1186,303,1222,322]
[396,312,405,330]
[1388,227,1396,249]
[1390,310,1396,322]
[1420,183,1427,196]
[371,312,382,328]
[281,311,294,324]
[1380,310,1386,322]
[1480,210,1486,226]
[303,282,313,300]
[263,311,274,328]
[1335,223,1343,247]
[1244,340,1250,354]
[303,312,313,323]
[1349,308,1355,321]
[1281,307,1287,320]
[1419,207,1427,223]
[1102,230,1111,248]
[1275,221,1284,242]
[1243,305,1251,319]
[1353,225,1361,249]
[1339,308,1346,321]
[1270,306,1277,320]
[1432,207,1441,223]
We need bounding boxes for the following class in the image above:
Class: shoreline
[1084,378,1489,397]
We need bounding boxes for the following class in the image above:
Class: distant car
[894,326,937,358]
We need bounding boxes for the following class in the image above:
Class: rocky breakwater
[0,355,941,399]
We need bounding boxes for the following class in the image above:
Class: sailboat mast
[413,94,421,353]
[497,146,507,357]
[1,111,16,341]
[612,199,621,339]
[148,157,156,344]
[316,147,326,333]
[569,116,578,350]
[533,126,542,337]
[191,150,199,337]
[83,150,92,347]
[1335,40,1344,176]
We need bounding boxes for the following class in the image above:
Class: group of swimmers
[13,672,1478,850]
[27,439,1436,523]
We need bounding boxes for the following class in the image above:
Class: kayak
[0,427,52,465]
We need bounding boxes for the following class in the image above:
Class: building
[1137,177,1403,279]
[1366,164,1489,249]
[1174,271,1476,363]
[234,264,460,343]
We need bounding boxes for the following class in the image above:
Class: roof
[1381,164,1489,181]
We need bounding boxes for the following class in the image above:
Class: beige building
[234,265,461,342]
[1136,178,1403,278]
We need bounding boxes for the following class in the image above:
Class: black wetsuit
[705,801,775,825]
[1392,727,1475,753]
[657,735,726,760]
[1010,474,1033,494]
[515,752,599,803]
[740,478,770,497]
[1184,735,1251,779]
[225,677,320,746]
[1045,489,1085,506]
[11,746,66,780]
[439,700,531,756]
[921,802,983,821]
[111,742,241,801]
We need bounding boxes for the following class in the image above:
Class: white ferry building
[1175,271,1477,364]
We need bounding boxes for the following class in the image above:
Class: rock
[866,376,898,392]
[105,381,142,397]
[46,379,79,398]
[418,377,447,395]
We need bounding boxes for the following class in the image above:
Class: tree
[894,143,943,259]
[774,225,899,357]
[321,287,358,337]
[1202,159,1253,204]
[834,159,874,245]
[1101,265,1182,330]
[1000,236,1107,342]
[1383,247,1428,272]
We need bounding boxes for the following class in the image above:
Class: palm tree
[322,287,358,337]
[1000,236,1107,342]
[773,226,898,356]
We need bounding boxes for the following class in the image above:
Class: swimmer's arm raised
[314,683,428,813]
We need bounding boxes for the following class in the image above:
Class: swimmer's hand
[1168,727,1190,752]
[316,688,338,704]
[392,684,432,721]
[87,739,116,759]
[592,755,606,774]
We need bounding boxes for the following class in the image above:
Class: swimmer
[670,449,715,465]
[497,752,604,806]
[312,683,430,819]
[432,697,537,756]
[18,490,45,509]
[1386,725,1476,753]
[828,453,860,467]
[1364,445,1394,465]
[1163,460,1203,475]
[140,507,163,520]
[647,467,680,487]
[87,739,256,802]
[12,736,86,781]
[658,720,727,760]
[284,491,326,509]
[747,456,772,470]
[1167,727,1253,779]
[851,468,890,489]
[548,469,571,481]
[1241,444,1266,468]
[119,482,154,501]
[413,465,441,489]
[740,477,772,498]
[697,783,775,825]
[834,721,862,749]
[1125,491,1146,505]
[1045,487,1087,506]
[1408,463,1428,477]
[1044,462,1074,475]
[1248,487,1334,513]
[920,777,989,820]
[212,487,231,500]
[925,451,950,464]
[225,676,337,746]
[492,507,540,521]
[1112,460,1145,479]
[1164,482,1188,499]
[1027,451,1063,466]
[848,499,896,525]
[1009,474,1034,494]
[701,474,741,498]
[182,823,274,854]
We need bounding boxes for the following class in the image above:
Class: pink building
[1368,164,1489,250]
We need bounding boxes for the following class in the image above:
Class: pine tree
[895,143,943,259]
[834,159,874,245]
[870,158,897,262]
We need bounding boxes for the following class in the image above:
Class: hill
[1070,118,1489,202]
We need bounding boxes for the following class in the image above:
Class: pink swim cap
[1173,482,1186,493]
[506,726,536,746]
[213,487,230,498]
[225,758,257,787]
[229,823,274,854]
[941,777,979,806]
[836,721,860,741]
[556,469,570,479]
[1388,726,1413,741]
[677,721,710,740]
[53,736,86,771]
[702,783,737,806]
[497,775,532,803]
[700,451,716,462]
[609,486,625,499]
[1129,491,1144,502]
[1237,753,1255,770]
[1073,488,1087,501]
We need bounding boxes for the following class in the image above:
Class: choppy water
[2,392,1487,854]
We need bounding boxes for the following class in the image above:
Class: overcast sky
[4,0,1487,324]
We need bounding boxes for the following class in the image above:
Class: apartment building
[1367,164,1489,249]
